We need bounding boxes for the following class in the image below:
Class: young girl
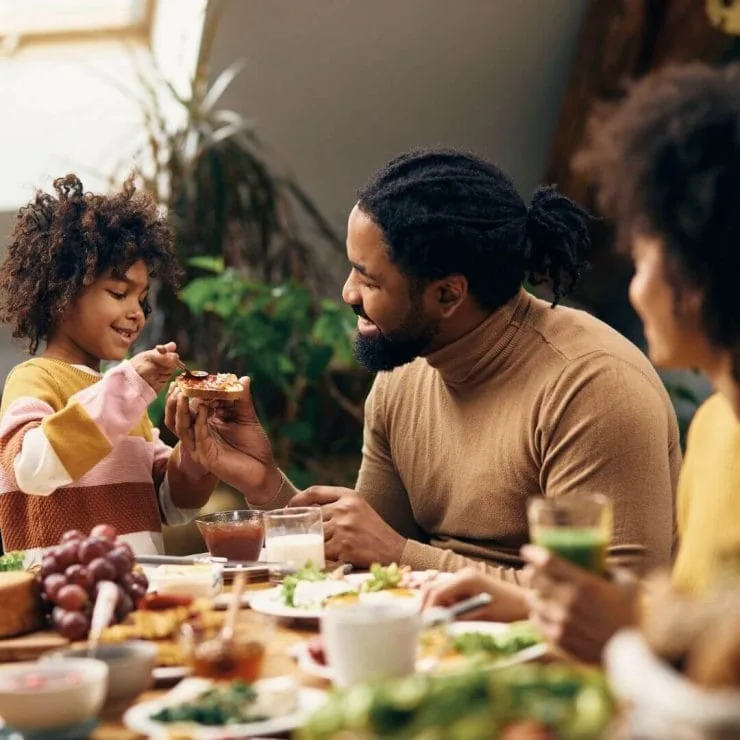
[0,174,216,562]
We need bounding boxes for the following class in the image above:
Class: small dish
[146,563,223,598]
[0,658,108,733]
[152,665,191,687]
[196,510,264,562]
[43,640,157,707]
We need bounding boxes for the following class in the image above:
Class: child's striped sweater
[0,358,206,563]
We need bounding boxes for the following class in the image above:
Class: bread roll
[175,373,245,400]
[0,572,42,638]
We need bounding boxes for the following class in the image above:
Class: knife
[136,555,268,568]
[135,554,279,569]
[422,592,493,628]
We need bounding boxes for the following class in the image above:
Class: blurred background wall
[0,0,588,384]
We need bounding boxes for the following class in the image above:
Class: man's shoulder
[526,298,644,362]
[524,298,662,386]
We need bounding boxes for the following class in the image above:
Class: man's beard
[352,305,437,372]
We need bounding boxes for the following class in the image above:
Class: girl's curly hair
[0,174,182,354]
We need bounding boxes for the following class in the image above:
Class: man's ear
[435,275,467,317]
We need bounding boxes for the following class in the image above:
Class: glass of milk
[263,507,325,569]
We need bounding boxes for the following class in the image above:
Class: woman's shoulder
[683,394,740,460]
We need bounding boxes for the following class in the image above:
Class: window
[0,0,207,210]
[0,0,153,44]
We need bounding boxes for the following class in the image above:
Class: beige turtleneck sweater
[356,289,681,580]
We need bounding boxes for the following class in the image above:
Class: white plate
[292,641,437,680]
[293,621,548,681]
[152,666,191,685]
[123,676,326,739]
[442,621,549,668]
[293,642,334,681]
[247,571,442,620]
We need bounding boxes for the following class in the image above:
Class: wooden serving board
[0,630,69,662]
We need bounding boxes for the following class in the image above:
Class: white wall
[209,0,587,227]
[0,0,587,386]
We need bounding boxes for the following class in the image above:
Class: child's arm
[3,361,157,495]
[150,430,217,525]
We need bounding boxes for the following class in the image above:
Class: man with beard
[168,148,680,586]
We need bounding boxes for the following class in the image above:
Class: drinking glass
[527,493,612,575]
[263,507,325,569]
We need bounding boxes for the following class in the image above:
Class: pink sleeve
[69,361,156,440]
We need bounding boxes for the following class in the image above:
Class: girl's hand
[131,341,179,393]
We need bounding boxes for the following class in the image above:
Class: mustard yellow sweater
[672,393,740,594]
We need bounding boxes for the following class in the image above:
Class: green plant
[179,260,360,484]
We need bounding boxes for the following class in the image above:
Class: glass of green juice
[527,494,613,575]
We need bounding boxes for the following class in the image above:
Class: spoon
[220,571,248,646]
[155,345,209,380]
[422,592,493,628]
[88,581,119,657]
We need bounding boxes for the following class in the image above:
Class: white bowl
[0,657,108,731]
[605,629,740,739]
[43,640,157,706]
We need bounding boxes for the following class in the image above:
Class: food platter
[124,676,326,739]
[248,570,444,620]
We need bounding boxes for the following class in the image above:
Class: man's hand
[288,486,406,567]
[164,376,282,504]
[130,342,179,393]
[522,544,639,664]
[421,567,529,623]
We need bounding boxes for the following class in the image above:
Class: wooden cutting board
[0,630,69,662]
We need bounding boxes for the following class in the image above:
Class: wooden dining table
[91,578,328,739]
[0,577,328,739]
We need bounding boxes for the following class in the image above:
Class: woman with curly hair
[0,174,216,561]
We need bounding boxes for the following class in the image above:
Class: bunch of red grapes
[38,524,148,641]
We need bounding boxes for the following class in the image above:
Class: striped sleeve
[1,361,156,494]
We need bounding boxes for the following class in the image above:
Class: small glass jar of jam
[180,615,273,683]
[195,509,265,561]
